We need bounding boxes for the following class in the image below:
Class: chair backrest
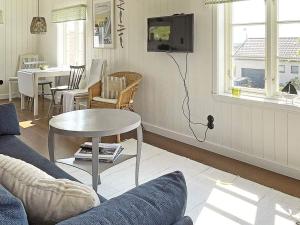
[108,72,142,106]
[110,72,142,87]
[67,65,86,90]
[87,59,107,89]
[18,54,39,70]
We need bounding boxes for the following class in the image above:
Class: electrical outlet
[207,115,214,130]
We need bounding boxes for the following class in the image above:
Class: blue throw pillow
[0,185,28,225]
[0,103,20,136]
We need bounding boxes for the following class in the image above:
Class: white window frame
[216,0,282,98]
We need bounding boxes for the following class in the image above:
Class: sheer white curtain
[57,20,85,67]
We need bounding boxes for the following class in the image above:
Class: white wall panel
[251,108,264,158]
[0,0,37,97]
[231,105,243,152]
[287,113,300,169]
[241,106,252,154]
[274,111,288,165]
[263,110,275,160]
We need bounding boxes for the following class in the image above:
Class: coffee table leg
[136,125,143,186]
[92,137,100,192]
[48,128,55,162]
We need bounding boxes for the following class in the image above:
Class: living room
[0,0,299,224]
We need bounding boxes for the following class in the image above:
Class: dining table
[17,67,70,117]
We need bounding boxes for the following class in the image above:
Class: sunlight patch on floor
[195,207,241,225]
[274,215,296,225]
[206,188,257,224]
[217,183,260,202]
[19,120,35,128]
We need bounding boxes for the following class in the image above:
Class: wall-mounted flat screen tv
[147,14,194,53]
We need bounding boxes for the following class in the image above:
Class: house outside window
[291,66,299,74]
[216,0,300,96]
[279,65,285,73]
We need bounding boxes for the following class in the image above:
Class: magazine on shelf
[74,142,124,163]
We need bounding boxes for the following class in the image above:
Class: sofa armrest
[57,171,189,225]
[172,216,193,225]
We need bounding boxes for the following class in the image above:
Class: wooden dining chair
[48,65,86,117]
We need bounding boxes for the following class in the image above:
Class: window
[218,0,300,96]
[291,66,299,74]
[57,20,85,66]
[225,0,266,92]
[278,0,300,91]
[279,65,285,73]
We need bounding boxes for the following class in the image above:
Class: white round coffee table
[48,109,143,191]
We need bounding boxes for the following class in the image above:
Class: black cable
[167,52,209,143]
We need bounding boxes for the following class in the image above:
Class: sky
[232,0,300,44]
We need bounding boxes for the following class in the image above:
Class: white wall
[38,0,300,179]
[0,0,38,97]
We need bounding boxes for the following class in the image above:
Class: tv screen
[147,14,194,53]
[149,26,171,41]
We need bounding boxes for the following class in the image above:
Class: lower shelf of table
[56,154,136,175]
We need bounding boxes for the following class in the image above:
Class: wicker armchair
[88,72,142,110]
[88,72,142,142]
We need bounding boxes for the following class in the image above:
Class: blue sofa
[0,104,193,225]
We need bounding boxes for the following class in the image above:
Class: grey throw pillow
[0,103,20,136]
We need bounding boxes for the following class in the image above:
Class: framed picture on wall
[93,0,115,48]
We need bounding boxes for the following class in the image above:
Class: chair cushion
[0,103,20,136]
[0,154,100,224]
[101,76,126,99]
[92,97,118,104]
[0,185,29,225]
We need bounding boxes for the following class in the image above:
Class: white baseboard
[143,122,300,180]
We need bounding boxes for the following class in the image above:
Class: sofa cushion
[0,103,20,136]
[0,135,106,204]
[57,171,188,225]
[0,154,100,224]
[0,185,28,225]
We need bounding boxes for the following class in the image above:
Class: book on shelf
[74,142,124,163]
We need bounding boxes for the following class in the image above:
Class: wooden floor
[2,98,300,198]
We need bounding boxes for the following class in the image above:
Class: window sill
[213,92,300,113]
